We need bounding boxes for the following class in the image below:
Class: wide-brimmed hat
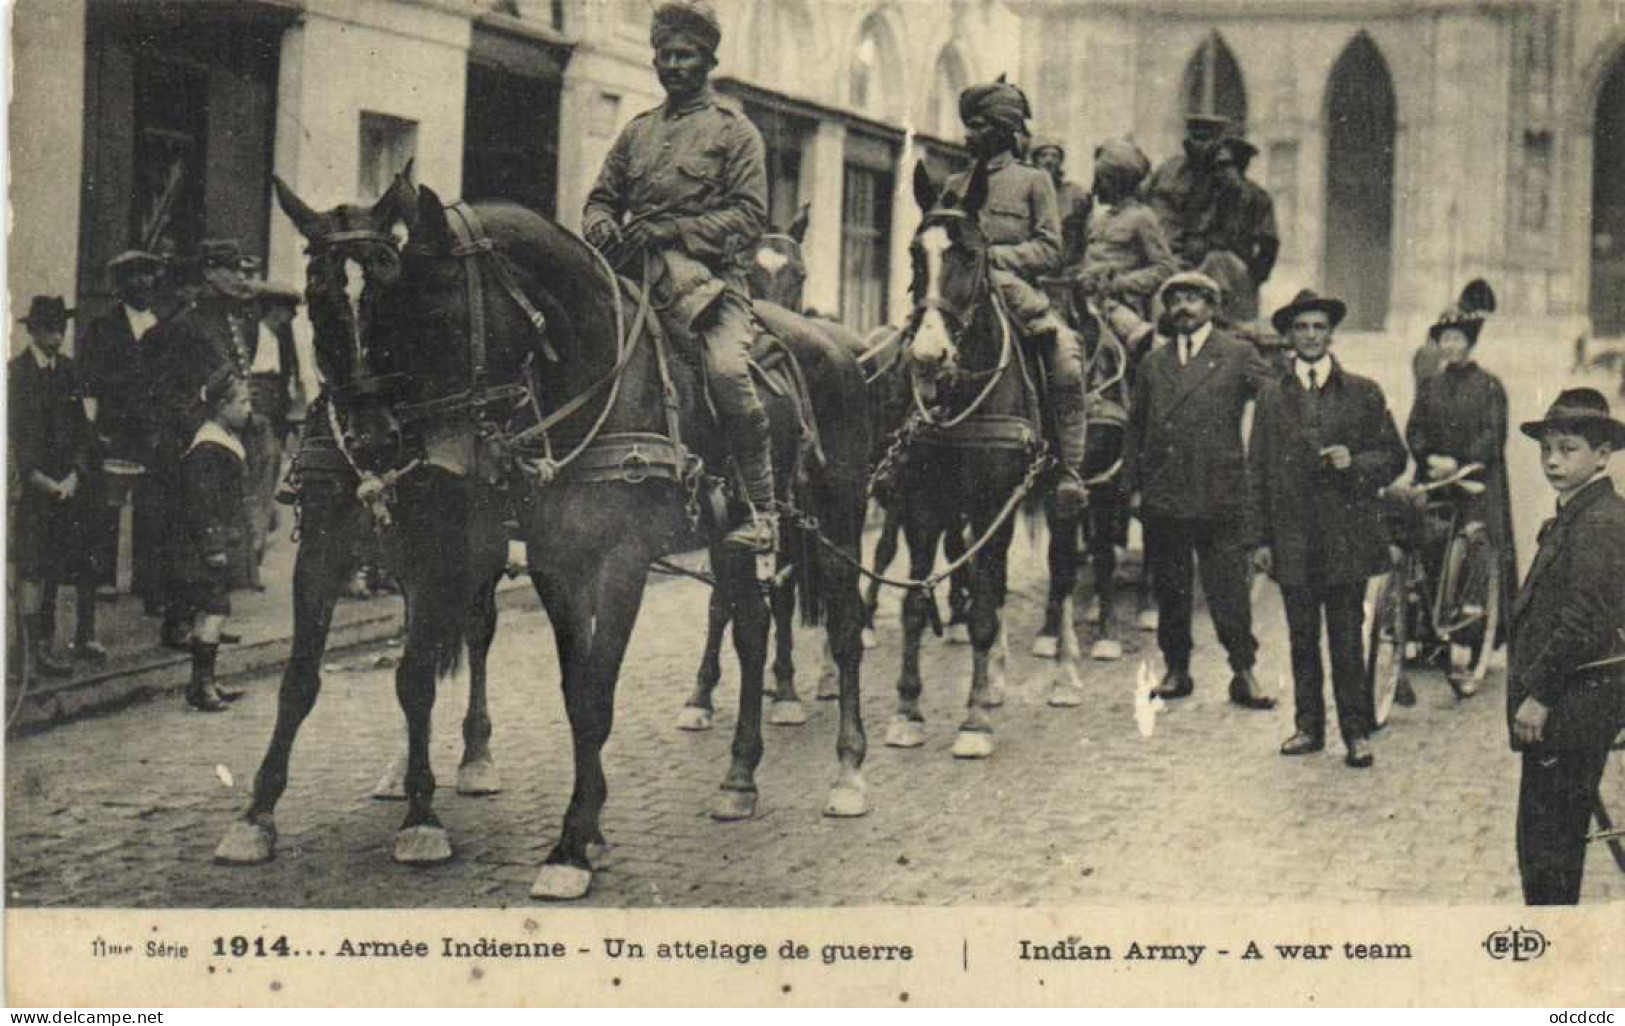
[106,249,164,275]
[19,295,74,332]
[1184,112,1231,133]
[1156,270,1223,307]
[1519,388,1625,447]
[1271,288,1347,336]
[1427,305,1484,345]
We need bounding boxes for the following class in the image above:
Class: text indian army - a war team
[11,0,1623,906]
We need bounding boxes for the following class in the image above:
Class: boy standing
[1509,388,1625,903]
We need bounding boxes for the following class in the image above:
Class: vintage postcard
[6,0,1623,1008]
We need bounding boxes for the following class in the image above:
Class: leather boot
[724,425,778,554]
[27,613,72,678]
[186,642,228,712]
[1052,385,1088,520]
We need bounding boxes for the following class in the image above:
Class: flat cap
[1156,269,1223,307]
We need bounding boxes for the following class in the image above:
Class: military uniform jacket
[1081,199,1179,313]
[1247,360,1407,586]
[583,88,768,288]
[142,303,238,443]
[174,422,250,587]
[1145,152,1220,269]
[1123,326,1269,522]
[945,152,1062,283]
[1055,178,1093,274]
[1507,475,1625,753]
[1214,179,1280,286]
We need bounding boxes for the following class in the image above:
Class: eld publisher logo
[1483,927,1549,961]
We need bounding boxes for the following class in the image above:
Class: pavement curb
[8,581,542,735]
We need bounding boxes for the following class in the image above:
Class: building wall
[267,0,473,297]
[10,0,87,353]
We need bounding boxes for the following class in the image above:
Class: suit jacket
[78,303,157,460]
[1507,475,1625,753]
[1123,325,1270,522]
[1248,359,1407,586]
[8,351,91,484]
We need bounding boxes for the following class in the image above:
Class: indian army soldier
[1029,135,1092,278]
[1145,112,1232,270]
[948,80,1089,515]
[1210,136,1280,325]
[582,0,775,552]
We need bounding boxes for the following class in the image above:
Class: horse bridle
[904,209,991,351]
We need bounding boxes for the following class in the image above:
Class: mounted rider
[581,0,776,552]
[948,79,1090,516]
[1028,135,1092,280]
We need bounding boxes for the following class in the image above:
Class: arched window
[926,45,970,139]
[849,14,902,122]
[1183,32,1247,128]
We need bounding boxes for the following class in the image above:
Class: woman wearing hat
[8,297,94,677]
[1507,388,1625,903]
[1404,305,1519,690]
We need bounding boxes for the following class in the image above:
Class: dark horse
[218,176,872,899]
[881,160,1046,758]
[682,203,869,727]
[207,179,510,822]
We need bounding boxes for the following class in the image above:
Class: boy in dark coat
[177,367,254,711]
[1251,290,1408,768]
[1508,388,1625,903]
[8,297,93,677]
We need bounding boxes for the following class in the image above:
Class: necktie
[1307,367,1318,392]
[1180,336,1190,366]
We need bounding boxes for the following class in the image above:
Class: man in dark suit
[1123,270,1275,708]
[1251,290,1407,768]
[1508,388,1625,904]
[78,250,165,610]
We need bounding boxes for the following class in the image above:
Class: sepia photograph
[4,0,1624,1008]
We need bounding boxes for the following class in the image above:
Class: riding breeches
[992,270,1083,390]
[699,289,774,509]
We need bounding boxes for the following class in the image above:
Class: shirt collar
[1557,471,1612,510]
[1295,354,1333,389]
[663,87,714,119]
[1183,321,1212,355]
[985,151,1014,172]
[188,420,246,463]
[28,344,57,370]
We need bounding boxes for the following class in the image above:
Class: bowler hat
[19,295,74,331]
[1156,270,1223,307]
[1519,388,1625,447]
[1271,288,1347,336]
[106,250,164,275]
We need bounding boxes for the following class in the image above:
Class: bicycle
[1591,728,1625,876]
[1367,462,1501,727]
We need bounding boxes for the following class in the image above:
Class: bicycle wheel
[1440,531,1499,686]
[1366,568,1407,728]
[1590,730,1625,874]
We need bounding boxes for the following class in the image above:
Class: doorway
[1323,34,1396,330]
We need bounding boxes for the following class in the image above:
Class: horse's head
[905,160,991,382]
[746,202,810,310]
[273,167,417,464]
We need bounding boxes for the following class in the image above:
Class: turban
[1029,135,1065,159]
[650,0,721,53]
[1092,137,1150,186]
[959,79,1030,132]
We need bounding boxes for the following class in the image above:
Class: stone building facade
[1014,0,1625,342]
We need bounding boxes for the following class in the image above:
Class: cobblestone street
[9,516,1621,908]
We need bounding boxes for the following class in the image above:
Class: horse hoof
[711,788,758,821]
[1030,634,1059,659]
[675,706,714,732]
[1048,683,1085,708]
[824,781,870,818]
[530,863,592,901]
[945,624,970,645]
[456,758,502,796]
[393,825,453,866]
[984,684,1006,708]
[370,753,409,801]
[213,818,277,865]
[861,628,878,651]
[1136,609,1159,632]
[951,730,995,759]
[1090,638,1123,661]
[885,717,926,748]
[769,699,809,726]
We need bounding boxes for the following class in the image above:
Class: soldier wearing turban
[945,78,1090,517]
[584,0,780,552]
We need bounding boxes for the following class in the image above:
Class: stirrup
[724,508,777,553]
